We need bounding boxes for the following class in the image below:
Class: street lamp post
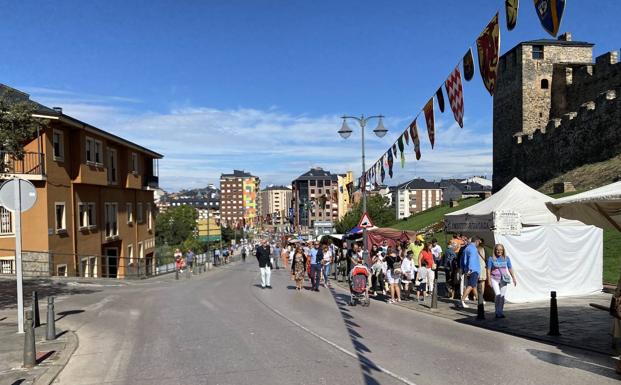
[338,115,387,265]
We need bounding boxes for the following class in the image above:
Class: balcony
[0,152,46,181]
[144,175,159,189]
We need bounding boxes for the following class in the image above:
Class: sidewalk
[334,278,617,356]
[0,320,78,385]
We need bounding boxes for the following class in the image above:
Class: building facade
[292,167,340,233]
[165,185,221,222]
[220,170,260,228]
[493,33,621,190]
[0,85,162,278]
[393,179,443,220]
[336,171,354,220]
[259,185,292,225]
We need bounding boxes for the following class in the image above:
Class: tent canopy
[445,178,578,234]
[546,181,621,231]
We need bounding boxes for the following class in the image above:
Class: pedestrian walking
[186,249,194,270]
[400,250,416,300]
[415,265,428,303]
[370,251,385,296]
[321,244,333,287]
[256,240,272,289]
[459,237,482,308]
[241,246,247,263]
[273,243,281,269]
[486,244,517,318]
[309,242,322,292]
[476,239,488,304]
[431,238,443,266]
[281,245,290,269]
[385,251,402,303]
[290,246,306,291]
[443,241,458,298]
[418,242,435,294]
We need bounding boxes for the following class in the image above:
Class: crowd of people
[249,233,518,319]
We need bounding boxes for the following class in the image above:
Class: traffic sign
[358,212,374,228]
[0,179,37,212]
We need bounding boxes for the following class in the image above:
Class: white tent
[445,178,603,303]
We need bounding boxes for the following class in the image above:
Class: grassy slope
[389,195,620,284]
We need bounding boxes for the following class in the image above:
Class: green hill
[389,198,479,232]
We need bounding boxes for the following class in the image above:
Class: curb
[34,330,79,385]
[332,280,615,357]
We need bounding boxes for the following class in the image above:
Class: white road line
[252,279,418,385]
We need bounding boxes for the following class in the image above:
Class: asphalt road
[52,261,619,385]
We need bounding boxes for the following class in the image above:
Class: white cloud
[26,87,492,191]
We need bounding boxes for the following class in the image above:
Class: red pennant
[476,12,501,96]
[445,66,465,128]
[423,98,435,149]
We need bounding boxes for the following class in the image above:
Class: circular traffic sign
[0,178,37,212]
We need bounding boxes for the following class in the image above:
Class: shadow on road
[0,279,100,310]
[56,309,85,321]
[328,286,388,385]
[526,348,619,380]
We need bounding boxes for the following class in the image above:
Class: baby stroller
[349,265,370,307]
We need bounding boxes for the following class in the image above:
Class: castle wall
[506,89,621,188]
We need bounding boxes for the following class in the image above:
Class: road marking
[252,282,418,385]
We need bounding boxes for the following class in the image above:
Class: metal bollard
[548,291,561,336]
[23,310,36,368]
[431,269,438,309]
[32,291,40,328]
[46,297,56,341]
[175,268,179,280]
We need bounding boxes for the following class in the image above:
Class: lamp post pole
[338,115,387,265]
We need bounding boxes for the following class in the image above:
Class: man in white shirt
[431,238,443,265]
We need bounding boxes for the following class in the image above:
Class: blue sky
[2,1,620,191]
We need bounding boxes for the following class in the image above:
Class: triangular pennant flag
[403,128,410,146]
[392,144,397,157]
[423,98,435,149]
[387,150,394,178]
[463,47,475,81]
[383,153,389,167]
[409,119,421,160]
[534,0,565,37]
[380,161,385,183]
[476,12,501,96]
[445,66,465,128]
[397,135,405,168]
[436,88,445,113]
[505,0,519,31]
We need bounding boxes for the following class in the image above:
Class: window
[56,264,68,277]
[138,242,144,259]
[80,256,98,277]
[53,130,64,161]
[127,203,133,224]
[78,202,96,229]
[541,79,549,89]
[85,137,94,163]
[94,140,103,164]
[108,148,118,184]
[137,203,144,224]
[55,203,66,232]
[0,206,13,235]
[147,203,152,230]
[532,45,544,59]
[104,203,118,238]
[127,244,134,265]
[131,153,139,174]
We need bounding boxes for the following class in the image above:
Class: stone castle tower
[492,33,621,191]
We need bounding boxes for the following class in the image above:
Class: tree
[155,205,198,247]
[335,194,395,233]
[0,90,47,170]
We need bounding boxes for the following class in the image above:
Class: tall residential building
[220,170,260,228]
[260,185,292,225]
[393,178,443,220]
[165,185,221,221]
[0,85,162,278]
[336,171,354,220]
[292,167,339,233]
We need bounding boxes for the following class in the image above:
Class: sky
[2,0,620,192]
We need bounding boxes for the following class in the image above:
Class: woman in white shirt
[400,251,417,300]
[321,244,333,287]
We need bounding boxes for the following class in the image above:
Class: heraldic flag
[423,98,435,148]
[387,150,394,178]
[505,0,519,31]
[463,48,475,81]
[534,0,566,37]
[409,119,421,160]
[445,66,465,128]
[476,12,500,96]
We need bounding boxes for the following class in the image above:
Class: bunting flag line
[436,88,445,113]
[392,144,397,157]
[409,119,421,160]
[463,48,475,81]
[505,0,519,31]
[423,98,435,149]
[387,150,394,178]
[534,0,566,37]
[403,128,410,146]
[445,65,465,128]
[397,135,405,168]
[476,12,501,96]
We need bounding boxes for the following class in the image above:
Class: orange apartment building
[0,85,162,278]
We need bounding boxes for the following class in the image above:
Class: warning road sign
[358,212,374,229]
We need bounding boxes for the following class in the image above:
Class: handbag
[501,268,512,284]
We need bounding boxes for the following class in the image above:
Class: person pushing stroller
[349,257,371,306]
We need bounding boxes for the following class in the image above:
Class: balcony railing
[144,175,159,188]
[1,152,45,176]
